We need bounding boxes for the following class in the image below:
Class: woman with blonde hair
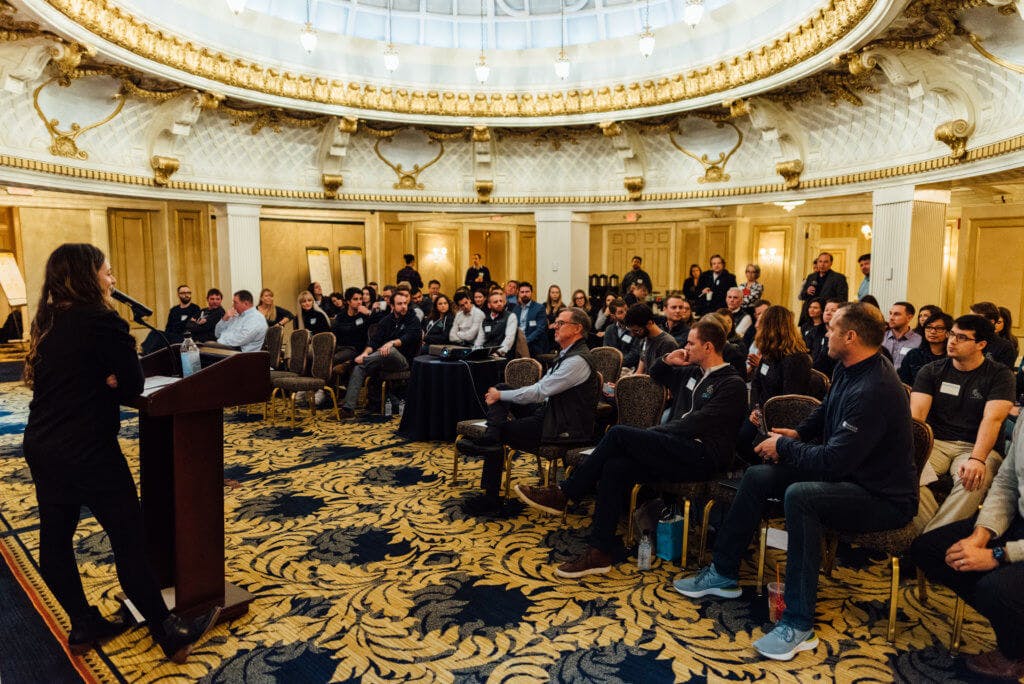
[256,288,293,328]
[545,284,566,349]
[296,290,331,335]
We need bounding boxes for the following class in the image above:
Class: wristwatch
[992,546,1009,565]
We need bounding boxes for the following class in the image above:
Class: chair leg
[542,459,550,487]
[502,448,513,500]
[887,554,900,644]
[916,567,928,605]
[697,499,715,567]
[680,498,691,569]
[823,532,838,577]
[756,520,768,596]
[626,484,642,548]
[949,596,965,654]
[289,394,296,428]
[452,435,461,486]
[325,387,340,422]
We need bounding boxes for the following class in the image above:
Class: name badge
[310,316,317,325]
[760,364,769,376]
[484,325,492,333]
[686,377,697,391]
[355,318,363,326]
[900,347,911,355]
[529,320,537,327]
[940,381,960,396]
[180,314,188,321]
[621,334,633,343]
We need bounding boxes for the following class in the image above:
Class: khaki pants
[913,438,1002,534]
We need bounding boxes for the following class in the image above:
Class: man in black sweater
[140,284,201,354]
[340,289,421,417]
[330,287,371,367]
[184,288,225,343]
[675,302,917,662]
[516,318,747,579]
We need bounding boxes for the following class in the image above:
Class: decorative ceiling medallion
[37,0,878,118]
[372,128,444,190]
[669,120,743,184]
[32,75,125,158]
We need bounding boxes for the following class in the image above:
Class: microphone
[110,288,154,318]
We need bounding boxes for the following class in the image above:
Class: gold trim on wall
[966,31,1024,75]
[32,77,125,159]
[40,0,877,118]
[2,131,1024,203]
[669,121,743,184]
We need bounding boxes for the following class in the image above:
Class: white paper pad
[766,527,788,551]
[141,375,179,397]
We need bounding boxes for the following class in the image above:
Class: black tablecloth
[397,355,507,441]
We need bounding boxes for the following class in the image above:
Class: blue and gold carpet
[0,379,1003,682]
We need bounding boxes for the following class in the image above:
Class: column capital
[222,203,262,218]
[533,208,589,224]
[873,186,950,206]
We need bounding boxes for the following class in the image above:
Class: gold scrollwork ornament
[669,121,743,184]
[374,135,444,190]
[32,78,125,160]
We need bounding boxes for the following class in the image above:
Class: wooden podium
[131,348,270,620]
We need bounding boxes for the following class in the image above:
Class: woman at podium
[22,243,220,662]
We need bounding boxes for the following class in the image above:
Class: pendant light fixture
[474,0,490,83]
[383,0,400,72]
[225,0,245,15]
[683,0,704,28]
[299,0,317,53]
[554,0,570,80]
[638,0,654,58]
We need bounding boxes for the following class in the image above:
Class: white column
[534,209,589,298]
[219,203,263,297]
[870,186,949,310]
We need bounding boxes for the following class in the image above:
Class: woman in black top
[23,244,218,661]
[422,294,454,347]
[257,288,294,327]
[682,264,702,305]
[296,290,332,335]
[997,306,1020,361]
[801,298,824,348]
[899,312,951,385]
[308,281,337,317]
[738,305,812,465]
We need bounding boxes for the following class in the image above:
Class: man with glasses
[911,314,1015,533]
[898,312,952,385]
[460,308,597,516]
[141,284,202,355]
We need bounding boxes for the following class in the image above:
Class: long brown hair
[25,243,110,387]
[754,305,808,361]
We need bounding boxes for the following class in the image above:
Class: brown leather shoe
[555,546,613,579]
[515,484,568,516]
[965,649,1024,681]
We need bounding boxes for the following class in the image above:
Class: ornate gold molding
[776,159,804,190]
[322,173,343,199]
[474,180,493,202]
[221,104,328,134]
[966,31,1024,75]
[669,121,743,184]
[150,154,178,185]
[934,118,971,159]
[39,0,877,118]
[372,131,444,190]
[624,176,644,200]
[32,77,125,159]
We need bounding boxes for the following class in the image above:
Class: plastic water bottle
[384,398,393,417]
[180,333,200,378]
[398,399,406,416]
[637,533,652,571]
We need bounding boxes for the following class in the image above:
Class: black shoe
[462,493,503,516]
[339,406,356,420]
[157,605,221,664]
[456,438,503,457]
[68,606,130,654]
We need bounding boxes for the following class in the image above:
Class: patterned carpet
[0,378,1004,683]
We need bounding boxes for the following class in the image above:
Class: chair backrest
[262,324,284,369]
[287,329,311,374]
[911,417,934,476]
[590,346,623,385]
[902,382,913,397]
[763,394,821,431]
[513,327,530,360]
[308,332,337,381]
[807,369,830,400]
[505,357,542,388]
[614,374,665,428]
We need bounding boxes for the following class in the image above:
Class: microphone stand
[132,305,182,376]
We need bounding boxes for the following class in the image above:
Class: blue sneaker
[673,564,742,599]
[753,622,818,661]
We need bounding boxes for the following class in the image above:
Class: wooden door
[108,209,157,329]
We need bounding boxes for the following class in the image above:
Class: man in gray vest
[461,307,598,516]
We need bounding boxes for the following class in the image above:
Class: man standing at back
[511,282,547,358]
[396,254,423,291]
[857,254,871,300]
[798,252,848,324]
[696,255,737,315]
[674,302,916,661]
[620,255,651,295]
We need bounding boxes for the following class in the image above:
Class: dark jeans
[735,420,765,468]
[343,349,410,410]
[911,515,1024,658]
[479,384,545,496]
[37,484,170,629]
[711,465,911,631]
[561,425,715,554]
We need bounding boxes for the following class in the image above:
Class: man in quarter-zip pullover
[515,317,747,579]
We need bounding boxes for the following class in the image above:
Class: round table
[397,355,507,441]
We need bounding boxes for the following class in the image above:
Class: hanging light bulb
[225,0,246,14]
[638,0,654,58]
[474,53,491,84]
[299,22,318,53]
[383,43,400,72]
[554,50,570,80]
[683,0,704,28]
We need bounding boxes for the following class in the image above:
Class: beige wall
[259,220,365,306]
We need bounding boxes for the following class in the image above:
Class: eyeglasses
[924,325,947,333]
[949,332,976,343]
[553,319,580,328]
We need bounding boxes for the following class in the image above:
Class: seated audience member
[811,299,842,377]
[743,299,771,359]
[725,287,753,339]
[256,288,294,328]
[460,307,598,516]
[910,315,1014,533]
[738,306,812,465]
[214,290,267,352]
[450,291,485,346]
[997,306,1019,360]
[545,285,567,349]
[971,301,1018,369]
[408,288,429,321]
[675,302,916,662]
[624,282,650,308]
[515,318,746,577]
[571,289,590,314]
[912,304,945,337]
[422,294,454,347]
[504,280,519,308]
[662,294,691,347]
[623,303,677,376]
[140,284,201,355]
[308,282,337,318]
[296,290,331,335]
[860,294,880,311]
[427,279,441,302]
[330,287,371,366]
[185,288,225,343]
[340,289,421,417]
[512,282,547,357]
[602,298,641,370]
[911,417,1024,681]
[800,298,824,350]
[472,288,488,313]
[883,301,921,371]
[899,313,951,385]
[476,290,518,357]
[708,311,748,376]
[328,291,345,317]
[592,292,616,334]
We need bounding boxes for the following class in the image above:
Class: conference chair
[590,346,623,426]
[262,324,284,370]
[272,332,340,427]
[821,418,933,643]
[451,357,542,486]
[807,368,831,400]
[267,329,310,420]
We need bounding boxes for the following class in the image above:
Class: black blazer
[695,270,737,315]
